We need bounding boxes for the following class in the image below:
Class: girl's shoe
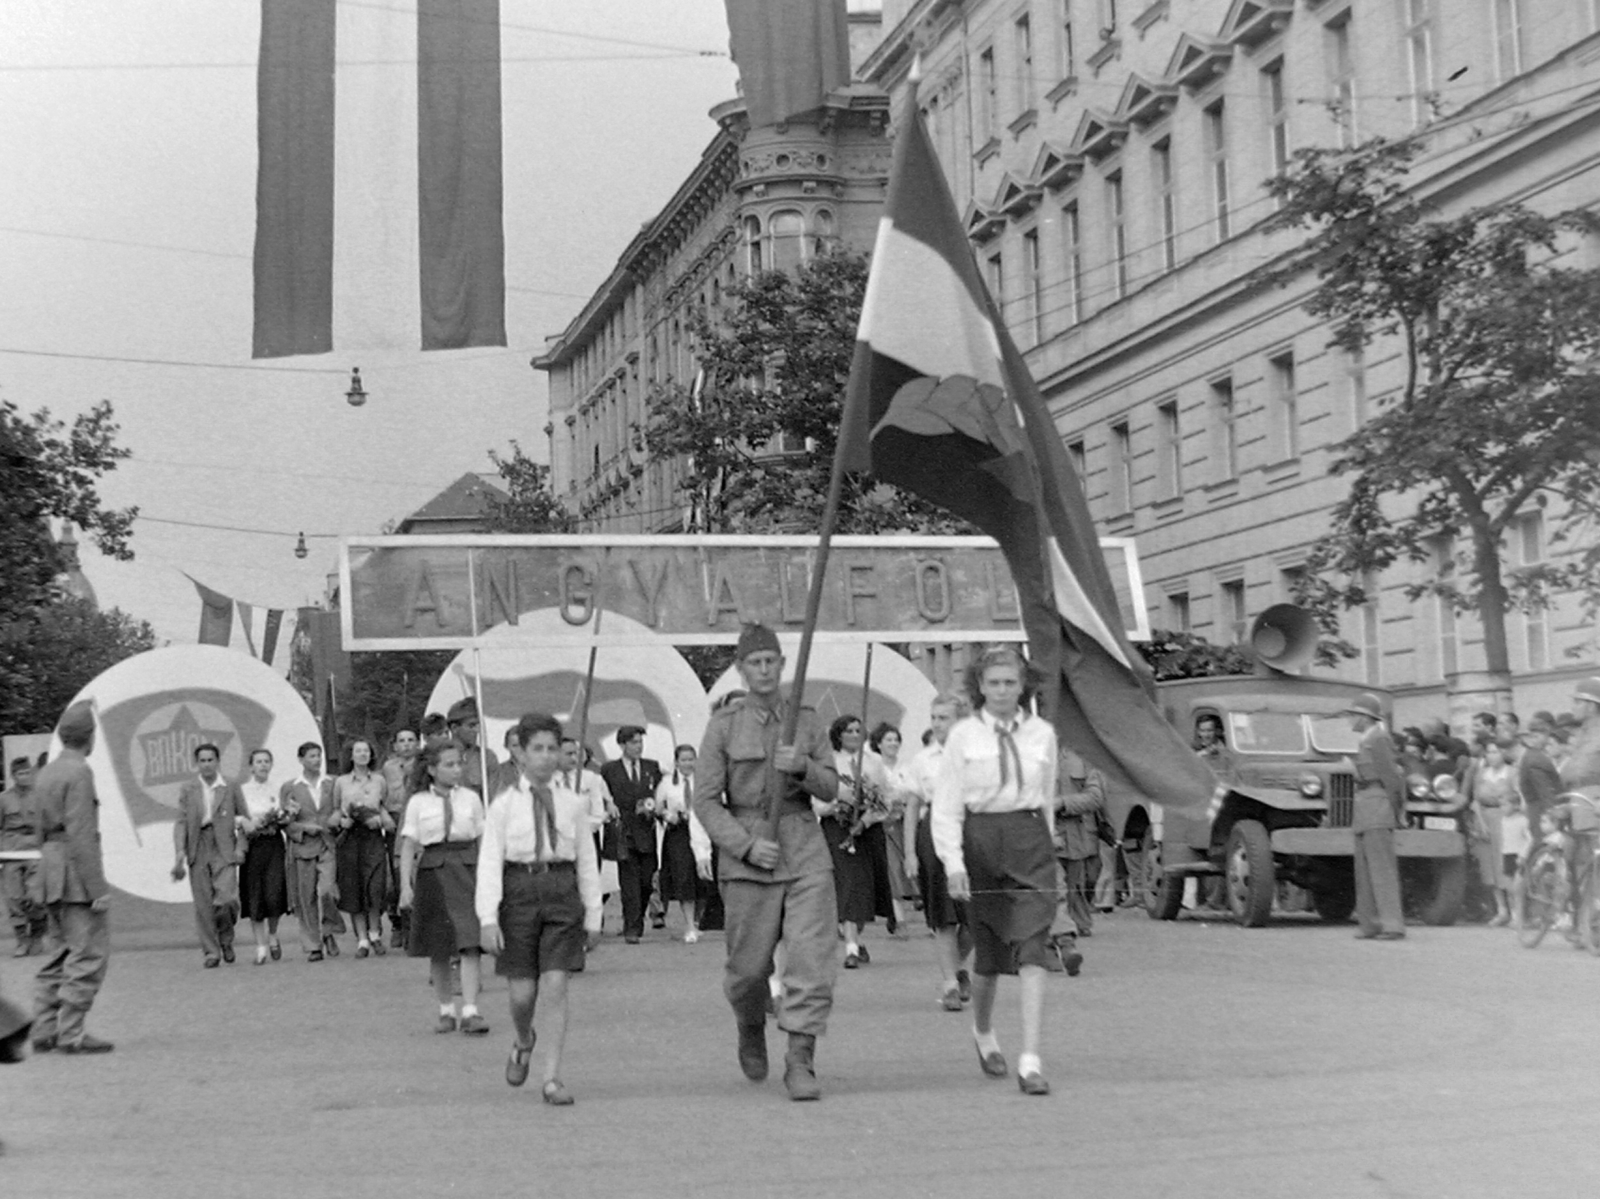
[542,1079,575,1106]
[254,945,268,965]
[371,938,387,956]
[355,940,371,959]
[268,939,282,961]
[506,1039,534,1087]
[436,1014,458,1034]
[683,928,700,944]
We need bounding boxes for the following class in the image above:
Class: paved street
[5,904,1600,1198]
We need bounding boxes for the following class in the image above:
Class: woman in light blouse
[820,715,895,969]
[332,739,394,958]
[653,745,705,943]
[870,722,917,932]
[932,646,1058,1097]
[238,748,289,964]
[398,743,488,1034]
[478,713,602,1106]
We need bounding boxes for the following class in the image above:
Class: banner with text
[341,534,1148,652]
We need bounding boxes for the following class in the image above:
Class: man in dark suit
[1345,693,1406,941]
[600,726,662,944]
[32,701,114,1054]
[1518,713,1563,847]
[171,743,248,967]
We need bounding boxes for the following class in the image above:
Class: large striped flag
[724,0,851,129]
[839,101,1214,810]
[253,0,506,359]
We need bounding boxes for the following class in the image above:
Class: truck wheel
[1312,886,1355,923]
[1418,857,1466,926]
[1140,826,1183,921]
[1224,820,1274,928]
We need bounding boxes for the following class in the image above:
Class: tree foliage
[1265,139,1600,679]
[2,597,156,732]
[646,252,974,535]
[1136,629,1254,682]
[484,441,572,534]
[346,650,459,750]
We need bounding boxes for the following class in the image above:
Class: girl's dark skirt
[658,821,699,903]
[964,809,1055,976]
[822,819,895,927]
[336,824,390,914]
[915,815,964,931]
[407,841,479,959]
[495,862,585,979]
[240,833,289,921]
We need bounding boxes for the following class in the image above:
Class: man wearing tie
[171,744,249,967]
[599,727,662,944]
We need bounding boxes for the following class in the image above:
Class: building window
[1269,350,1298,460]
[1204,101,1230,241]
[1436,536,1459,678]
[1324,13,1356,146]
[1518,512,1549,670]
[1210,376,1238,481]
[1060,0,1076,77]
[1340,343,1368,428]
[1405,0,1435,127]
[1022,228,1044,345]
[1221,579,1248,645]
[1062,203,1084,324]
[770,210,806,272]
[1157,399,1182,498]
[1067,438,1086,481]
[813,209,836,256]
[1494,0,1523,81]
[1168,591,1192,633]
[1107,171,1128,300]
[987,250,1006,323]
[979,46,998,139]
[1015,13,1035,112]
[1360,571,1382,685]
[744,215,763,274]
[1109,420,1132,513]
[1264,60,1289,182]
[1153,140,1176,271]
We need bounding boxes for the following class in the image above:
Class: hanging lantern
[345,367,367,408]
[294,532,309,560]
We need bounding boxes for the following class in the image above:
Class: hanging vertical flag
[262,609,284,667]
[190,576,235,647]
[724,0,851,129]
[252,0,337,359]
[235,601,260,657]
[417,0,507,351]
[838,99,1214,810]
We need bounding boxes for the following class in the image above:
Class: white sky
[0,0,740,644]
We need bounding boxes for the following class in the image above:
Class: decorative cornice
[1167,34,1233,91]
[1220,0,1294,50]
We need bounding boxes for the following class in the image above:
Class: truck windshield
[1308,715,1361,754]
[1227,711,1307,754]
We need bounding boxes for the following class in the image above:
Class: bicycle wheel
[1518,845,1564,949]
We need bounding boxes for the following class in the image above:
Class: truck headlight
[1408,778,1431,799]
[1298,773,1323,797]
[1432,774,1459,800]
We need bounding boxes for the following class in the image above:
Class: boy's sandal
[506,1038,535,1087]
[541,1079,574,1106]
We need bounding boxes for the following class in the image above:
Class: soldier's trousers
[188,837,239,959]
[33,901,109,1045]
[1353,828,1404,935]
[1050,854,1101,938]
[3,860,46,946]
[721,870,839,1038]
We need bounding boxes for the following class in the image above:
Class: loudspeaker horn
[1249,603,1319,674]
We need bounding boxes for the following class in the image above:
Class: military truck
[1106,606,1472,928]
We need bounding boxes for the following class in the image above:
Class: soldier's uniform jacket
[693,694,837,884]
[1053,750,1106,861]
[34,750,108,905]
[1559,724,1600,792]
[1351,722,1406,832]
[0,784,40,853]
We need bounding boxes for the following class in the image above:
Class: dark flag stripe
[262,609,284,666]
[724,0,851,129]
[840,95,1215,811]
[252,0,336,360]
[417,0,507,351]
[189,576,234,647]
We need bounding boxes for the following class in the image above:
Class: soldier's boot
[783,1032,821,1102]
[737,1021,768,1081]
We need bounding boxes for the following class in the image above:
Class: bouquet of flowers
[836,774,887,855]
[345,803,381,830]
[253,806,291,835]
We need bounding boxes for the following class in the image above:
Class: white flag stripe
[1047,536,1132,670]
[858,217,1004,388]
[332,0,421,352]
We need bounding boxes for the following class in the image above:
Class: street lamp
[345,367,367,408]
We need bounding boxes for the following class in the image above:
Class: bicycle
[1517,790,1600,952]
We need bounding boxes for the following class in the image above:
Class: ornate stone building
[533,21,892,534]
[860,0,1600,724]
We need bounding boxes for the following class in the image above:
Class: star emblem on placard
[138,704,236,789]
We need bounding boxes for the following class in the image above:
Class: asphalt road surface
[4,903,1599,1198]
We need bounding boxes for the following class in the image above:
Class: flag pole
[572,563,607,759]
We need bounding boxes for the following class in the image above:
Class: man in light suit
[1344,693,1407,941]
[281,741,342,961]
[171,743,248,967]
[600,726,662,944]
